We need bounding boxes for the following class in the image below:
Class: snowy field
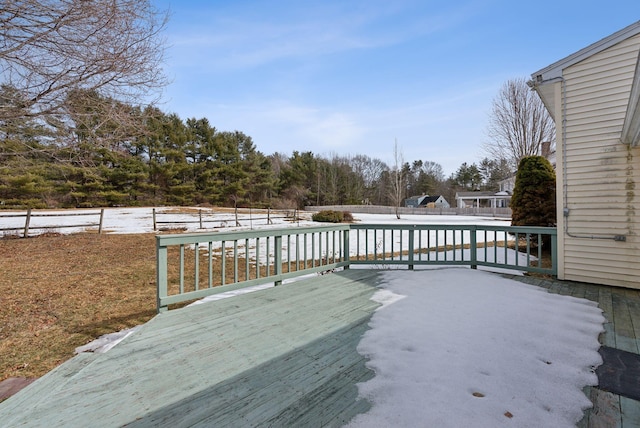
[1,206,523,269]
[3,207,603,426]
[0,206,510,235]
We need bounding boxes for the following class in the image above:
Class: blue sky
[155,0,638,176]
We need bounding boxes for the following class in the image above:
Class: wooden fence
[152,207,298,231]
[305,205,512,218]
[0,208,104,237]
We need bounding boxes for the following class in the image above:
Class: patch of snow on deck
[348,268,604,428]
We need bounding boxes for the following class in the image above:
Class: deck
[1,269,640,427]
[504,274,640,427]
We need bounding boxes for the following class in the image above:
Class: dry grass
[0,233,158,381]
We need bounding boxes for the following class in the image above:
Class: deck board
[504,275,640,428]
[0,269,382,427]
[3,269,640,427]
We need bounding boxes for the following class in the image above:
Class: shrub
[311,210,353,223]
[511,155,556,232]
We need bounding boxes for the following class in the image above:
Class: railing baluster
[233,241,238,283]
[194,244,199,291]
[156,224,558,312]
[408,228,414,270]
[470,228,477,269]
[256,237,260,279]
[303,234,308,270]
[537,234,542,268]
[296,233,300,271]
[332,230,336,264]
[179,244,185,294]
[221,241,226,285]
[208,242,213,288]
[245,238,250,281]
[274,235,282,286]
[287,234,291,272]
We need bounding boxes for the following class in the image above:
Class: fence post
[199,209,203,229]
[274,235,282,286]
[235,206,241,227]
[23,208,32,238]
[470,227,477,269]
[98,209,104,234]
[152,208,157,231]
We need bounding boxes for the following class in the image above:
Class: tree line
[1,1,553,211]
[0,86,514,209]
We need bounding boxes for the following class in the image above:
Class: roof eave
[620,51,640,147]
[530,20,640,85]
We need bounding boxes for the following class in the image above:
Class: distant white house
[455,191,511,208]
[496,141,556,196]
[404,195,450,209]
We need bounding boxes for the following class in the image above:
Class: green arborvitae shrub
[311,210,353,223]
[511,156,556,228]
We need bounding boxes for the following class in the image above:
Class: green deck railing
[156,224,557,312]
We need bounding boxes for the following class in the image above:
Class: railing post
[156,237,168,313]
[408,227,415,270]
[343,228,350,269]
[274,235,282,286]
[470,227,477,269]
[551,232,558,276]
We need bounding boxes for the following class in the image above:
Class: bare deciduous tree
[389,140,406,219]
[484,78,555,170]
[0,0,168,122]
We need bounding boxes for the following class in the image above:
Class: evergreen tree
[511,156,556,228]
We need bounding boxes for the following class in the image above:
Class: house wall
[559,34,640,288]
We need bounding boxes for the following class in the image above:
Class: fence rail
[156,224,556,312]
[0,208,104,237]
[152,207,297,231]
[305,205,512,218]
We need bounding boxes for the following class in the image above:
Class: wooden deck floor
[1,269,640,427]
[0,269,382,427]
[504,274,640,428]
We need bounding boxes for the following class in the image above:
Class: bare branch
[483,78,555,169]
[0,0,168,121]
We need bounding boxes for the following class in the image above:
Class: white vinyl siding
[561,34,640,289]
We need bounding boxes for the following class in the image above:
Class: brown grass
[0,233,157,381]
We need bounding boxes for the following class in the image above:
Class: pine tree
[511,156,556,228]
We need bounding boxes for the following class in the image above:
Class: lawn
[0,233,158,380]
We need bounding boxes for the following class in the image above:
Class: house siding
[560,34,640,289]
